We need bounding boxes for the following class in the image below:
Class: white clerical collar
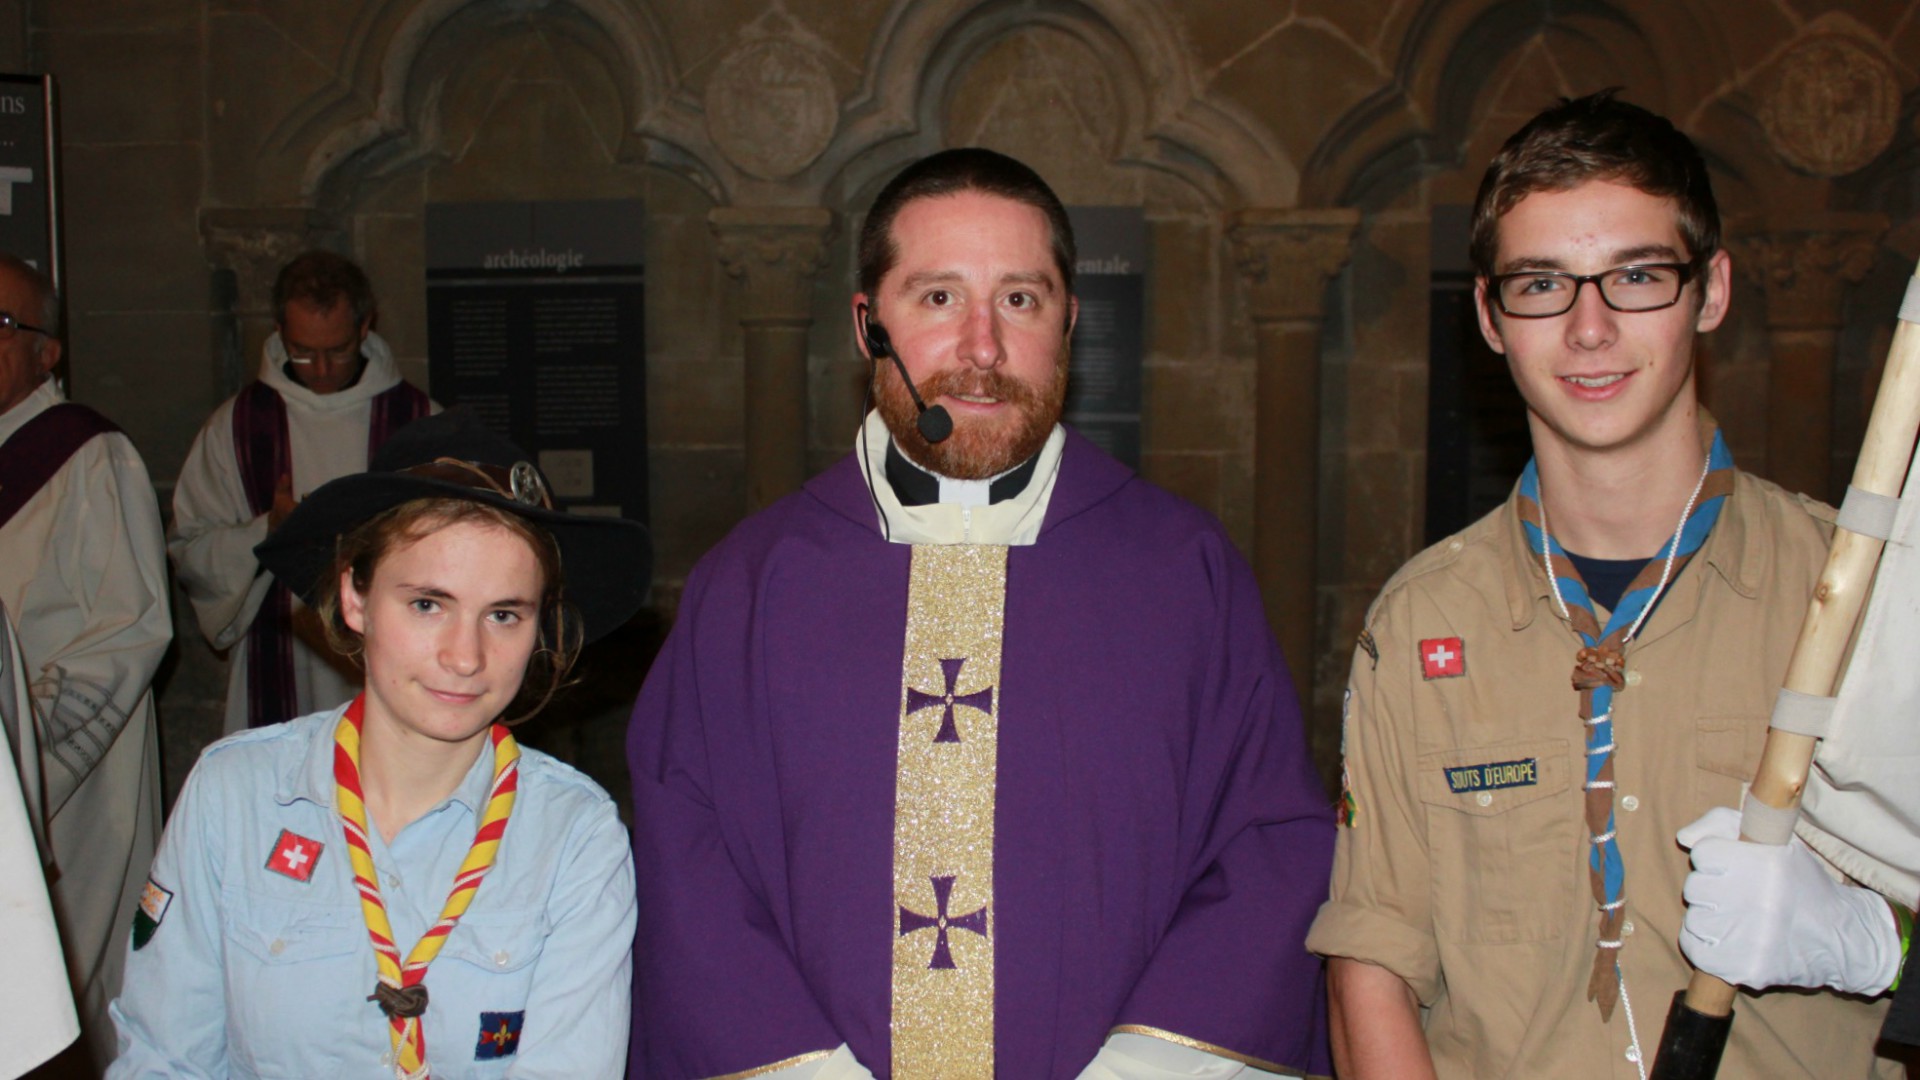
[941,474,992,508]
[855,409,1065,546]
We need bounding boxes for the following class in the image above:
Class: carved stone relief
[1760,34,1899,178]
[706,39,839,180]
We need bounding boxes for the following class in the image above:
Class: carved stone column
[1735,213,1886,500]
[201,207,323,396]
[1229,208,1360,700]
[711,206,835,510]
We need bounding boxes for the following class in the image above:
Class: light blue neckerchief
[1516,428,1734,1020]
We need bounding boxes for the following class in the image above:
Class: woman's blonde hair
[311,496,583,724]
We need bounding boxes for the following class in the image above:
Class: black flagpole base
[1648,991,1733,1080]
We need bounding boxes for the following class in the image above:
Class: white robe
[0,379,169,1071]
[0,603,81,1079]
[168,331,433,735]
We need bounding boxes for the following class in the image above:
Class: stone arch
[300,0,702,214]
[818,0,1297,210]
[1304,0,1732,210]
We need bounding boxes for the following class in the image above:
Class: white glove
[1677,806,1901,994]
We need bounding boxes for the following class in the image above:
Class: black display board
[425,200,647,523]
[0,74,58,283]
[1065,206,1146,469]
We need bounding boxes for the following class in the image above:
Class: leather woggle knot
[369,982,430,1019]
[1572,645,1627,692]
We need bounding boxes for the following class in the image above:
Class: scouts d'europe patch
[476,1011,525,1060]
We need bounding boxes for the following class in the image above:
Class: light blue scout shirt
[107,705,635,1078]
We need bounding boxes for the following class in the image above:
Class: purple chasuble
[627,429,1334,1078]
[232,380,429,727]
[0,403,121,531]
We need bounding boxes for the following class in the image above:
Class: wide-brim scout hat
[255,409,651,643]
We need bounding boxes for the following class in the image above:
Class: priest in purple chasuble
[628,149,1335,1080]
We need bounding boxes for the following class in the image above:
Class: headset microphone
[861,308,952,444]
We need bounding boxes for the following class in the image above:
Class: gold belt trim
[701,1049,834,1080]
[890,544,1006,1079]
[1108,1025,1307,1076]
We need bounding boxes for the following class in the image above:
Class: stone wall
[11,0,1920,801]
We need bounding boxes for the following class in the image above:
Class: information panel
[0,74,58,281]
[425,200,647,522]
[1065,206,1146,469]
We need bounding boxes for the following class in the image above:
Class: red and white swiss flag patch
[266,829,324,883]
[1420,637,1466,680]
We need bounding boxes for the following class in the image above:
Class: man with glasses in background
[1307,91,1903,1078]
[169,250,432,734]
[0,252,169,1075]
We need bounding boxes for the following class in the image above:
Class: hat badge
[509,461,549,508]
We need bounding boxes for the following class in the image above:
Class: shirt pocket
[1695,715,1767,808]
[1418,737,1575,944]
[432,910,552,1069]
[223,900,365,1077]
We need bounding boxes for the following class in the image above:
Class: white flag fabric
[0,602,80,1079]
[1798,448,1920,911]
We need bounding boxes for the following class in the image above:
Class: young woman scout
[108,411,650,1078]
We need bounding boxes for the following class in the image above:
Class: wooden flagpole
[1650,260,1920,1078]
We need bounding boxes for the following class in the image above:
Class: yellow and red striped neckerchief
[334,695,520,1079]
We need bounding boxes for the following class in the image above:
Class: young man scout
[628,148,1333,1079]
[1305,92,1902,1078]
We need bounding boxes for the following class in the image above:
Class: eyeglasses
[1488,262,1697,318]
[0,311,52,340]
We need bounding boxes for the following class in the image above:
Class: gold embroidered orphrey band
[890,544,1007,1078]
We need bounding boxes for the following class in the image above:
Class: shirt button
[1623,920,1636,936]
[1626,1046,1641,1063]
[385,874,402,890]
[1625,670,1643,687]
[268,939,286,956]
[380,1051,393,1066]
[1476,792,1493,807]
[493,950,511,967]
[1621,795,1640,812]
[1448,539,1463,553]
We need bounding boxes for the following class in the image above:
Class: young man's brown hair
[1469,88,1721,280]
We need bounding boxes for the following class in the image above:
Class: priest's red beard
[875,345,1070,480]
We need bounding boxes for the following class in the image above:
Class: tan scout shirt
[1306,470,1899,1079]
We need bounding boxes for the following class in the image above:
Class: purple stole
[233,380,429,727]
[0,402,121,531]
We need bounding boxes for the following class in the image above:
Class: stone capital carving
[200,208,327,317]
[710,207,836,324]
[1731,213,1888,329]
[1228,208,1361,322]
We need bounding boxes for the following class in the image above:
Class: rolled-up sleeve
[1306,585,1442,1004]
